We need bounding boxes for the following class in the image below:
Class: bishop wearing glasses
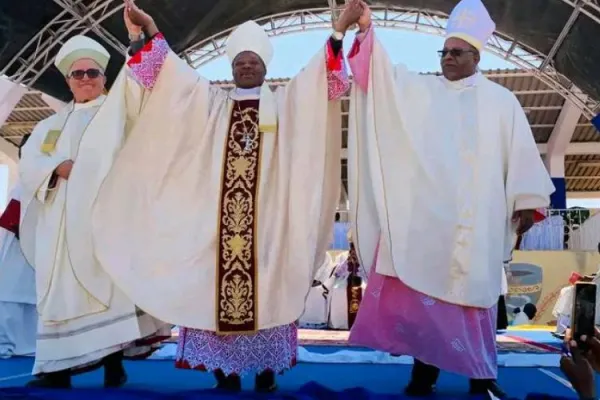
[19,35,169,389]
[345,0,554,398]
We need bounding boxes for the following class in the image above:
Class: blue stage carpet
[0,384,557,400]
[0,358,587,399]
[0,385,501,400]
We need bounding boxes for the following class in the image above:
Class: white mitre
[446,0,495,51]
[54,35,110,76]
[226,21,277,133]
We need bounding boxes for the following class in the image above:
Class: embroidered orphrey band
[216,100,261,334]
[346,242,363,329]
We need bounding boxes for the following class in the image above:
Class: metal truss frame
[0,0,124,87]
[181,4,600,119]
[1,0,599,117]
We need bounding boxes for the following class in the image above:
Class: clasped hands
[123,0,371,37]
[123,0,158,36]
[335,0,372,35]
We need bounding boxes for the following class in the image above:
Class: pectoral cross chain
[241,131,254,152]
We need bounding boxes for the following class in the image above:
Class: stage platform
[0,328,587,399]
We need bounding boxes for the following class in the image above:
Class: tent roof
[0,0,599,116]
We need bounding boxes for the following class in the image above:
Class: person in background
[512,303,537,326]
[0,134,37,359]
[19,34,169,389]
[345,0,554,398]
[553,269,599,336]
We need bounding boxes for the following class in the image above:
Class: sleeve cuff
[514,195,549,211]
[0,199,20,234]
[326,37,344,71]
[126,32,169,90]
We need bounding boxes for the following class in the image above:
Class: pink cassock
[347,27,498,379]
[349,247,498,379]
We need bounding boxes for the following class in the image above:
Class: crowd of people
[0,0,595,398]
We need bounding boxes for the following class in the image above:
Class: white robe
[553,286,574,319]
[553,286,572,334]
[82,48,341,331]
[553,270,600,329]
[512,311,532,326]
[300,253,335,328]
[348,35,555,308]
[0,184,37,358]
[328,251,368,330]
[19,98,168,374]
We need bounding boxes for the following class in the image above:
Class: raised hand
[124,6,141,36]
[335,0,364,34]
[123,0,153,33]
[357,1,372,32]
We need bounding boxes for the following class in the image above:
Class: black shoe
[255,370,277,393]
[103,351,128,388]
[104,371,128,388]
[404,359,440,397]
[404,381,435,397]
[469,379,507,399]
[213,370,241,391]
[26,371,71,389]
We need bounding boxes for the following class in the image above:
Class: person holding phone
[560,329,600,400]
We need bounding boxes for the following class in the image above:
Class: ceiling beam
[12,106,52,112]
[3,121,37,130]
[568,191,600,199]
[538,142,600,155]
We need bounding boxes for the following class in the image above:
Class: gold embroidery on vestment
[216,101,261,334]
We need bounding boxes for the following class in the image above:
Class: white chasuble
[85,49,341,332]
[0,184,35,305]
[19,99,168,372]
[348,36,554,308]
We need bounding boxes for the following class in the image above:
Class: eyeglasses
[437,48,477,58]
[68,68,103,80]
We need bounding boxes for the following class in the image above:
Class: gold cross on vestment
[241,132,254,152]
[454,10,475,28]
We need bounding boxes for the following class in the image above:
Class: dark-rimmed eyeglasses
[68,68,103,80]
[437,48,477,58]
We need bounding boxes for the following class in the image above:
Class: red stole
[0,199,20,235]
